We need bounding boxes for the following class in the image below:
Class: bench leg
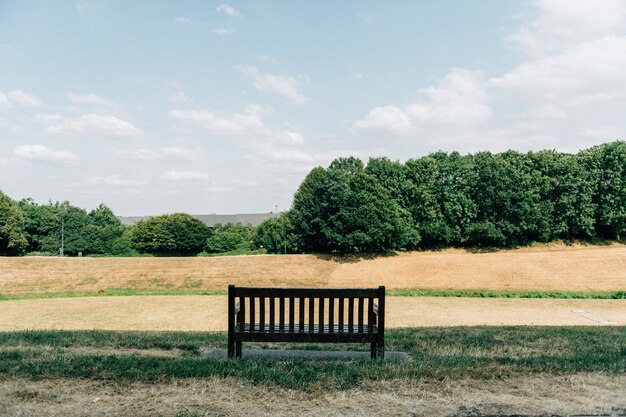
[236,341,242,358]
[377,342,384,360]
[227,335,235,358]
[370,342,377,359]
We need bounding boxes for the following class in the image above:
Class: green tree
[254,216,293,254]
[131,213,210,255]
[0,190,28,255]
[82,204,125,255]
[290,157,418,253]
[18,198,62,253]
[405,152,477,246]
[580,141,626,240]
[205,223,255,253]
[288,166,330,252]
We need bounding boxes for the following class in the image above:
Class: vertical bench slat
[318,297,325,333]
[348,298,354,333]
[378,285,385,359]
[338,298,344,332]
[269,297,275,332]
[289,297,295,333]
[228,285,235,357]
[239,296,246,331]
[259,296,265,332]
[298,297,305,333]
[367,297,374,334]
[279,297,285,332]
[328,297,334,333]
[308,297,314,333]
[249,297,255,332]
[358,298,364,333]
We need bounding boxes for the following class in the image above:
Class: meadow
[1,243,625,416]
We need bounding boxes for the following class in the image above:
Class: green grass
[0,327,623,390]
[0,288,623,301]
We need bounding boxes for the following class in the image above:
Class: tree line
[1,141,624,256]
[0,197,265,257]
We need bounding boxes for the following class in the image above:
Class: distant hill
[119,212,277,227]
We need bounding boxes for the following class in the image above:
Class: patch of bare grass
[1,244,625,298]
[0,374,624,417]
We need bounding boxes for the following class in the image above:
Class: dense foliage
[1,141,624,256]
[288,141,625,252]
[131,213,210,255]
[205,223,255,254]
[0,191,28,255]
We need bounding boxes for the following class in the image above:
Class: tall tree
[580,141,626,240]
[82,204,125,254]
[0,190,28,255]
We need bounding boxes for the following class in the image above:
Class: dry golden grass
[1,374,624,416]
[1,295,624,331]
[1,243,625,297]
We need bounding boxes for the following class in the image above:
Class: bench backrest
[228,285,385,335]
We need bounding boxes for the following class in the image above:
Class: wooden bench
[227,285,385,359]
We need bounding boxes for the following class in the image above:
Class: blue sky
[1,1,625,215]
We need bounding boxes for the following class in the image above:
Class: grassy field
[1,243,625,300]
[1,327,624,389]
[1,245,625,415]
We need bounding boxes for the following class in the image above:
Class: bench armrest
[373,303,379,315]
[235,302,240,315]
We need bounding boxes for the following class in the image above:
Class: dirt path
[1,295,624,331]
[1,244,625,297]
[1,374,624,416]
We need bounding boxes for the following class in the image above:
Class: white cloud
[354,106,413,135]
[239,66,309,104]
[88,175,147,186]
[160,147,199,160]
[170,104,308,145]
[159,170,208,181]
[169,91,193,103]
[0,93,10,107]
[170,104,278,135]
[66,93,114,107]
[14,144,78,162]
[115,147,199,161]
[216,4,239,17]
[39,113,143,137]
[175,16,191,24]
[354,68,490,135]
[263,149,314,163]
[506,0,626,56]
[213,27,235,36]
[0,90,42,107]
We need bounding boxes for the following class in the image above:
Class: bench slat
[269,297,275,333]
[249,296,256,332]
[358,298,364,333]
[298,297,305,333]
[259,296,265,333]
[308,297,314,334]
[338,298,344,332]
[368,297,374,334]
[235,323,378,334]
[234,287,379,298]
[318,297,324,333]
[328,297,334,333]
[279,297,285,332]
[239,296,246,331]
[348,298,354,333]
[289,297,295,333]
